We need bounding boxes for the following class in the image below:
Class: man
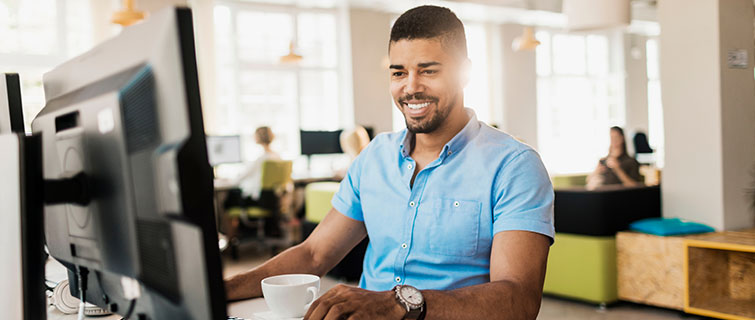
[225,5,554,320]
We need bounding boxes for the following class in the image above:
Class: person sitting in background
[340,126,371,159]
[334,126,371,179]
[586,126,642,190]
[225,126,281,207]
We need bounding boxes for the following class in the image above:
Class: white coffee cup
[261,274,320,318]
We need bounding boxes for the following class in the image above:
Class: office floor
[222,245,708,320]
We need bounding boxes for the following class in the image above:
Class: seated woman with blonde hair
[340,126,371,159]
[225,126,281,207]
[586,126,642,190]
[334,126,371,179]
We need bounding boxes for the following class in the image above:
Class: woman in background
[586,126,642,190]
[226,126,281,207]
[334,126,371,179]
[340,126,370,160]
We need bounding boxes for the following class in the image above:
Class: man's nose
[404,72,423,95]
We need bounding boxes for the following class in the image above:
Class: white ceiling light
[563,0,631,31]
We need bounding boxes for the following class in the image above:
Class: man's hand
[304,284,406,320]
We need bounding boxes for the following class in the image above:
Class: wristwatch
[393,285,425,320]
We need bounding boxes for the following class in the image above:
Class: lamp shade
[563,0,631,31]
[111,0,146,27]
[512,27,540,51]
[279,41,303,64]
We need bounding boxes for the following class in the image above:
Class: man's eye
[423,69,438,74]
[392,72,405,77]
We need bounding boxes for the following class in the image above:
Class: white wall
[718,0,755,230]
[348,9,394,134]
[499,24,539,149]
[623,33,649,155]
[623,33,649,134]
[659,0,755,230]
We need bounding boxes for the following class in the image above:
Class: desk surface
[48,298,270,320]
[45,258,275,320]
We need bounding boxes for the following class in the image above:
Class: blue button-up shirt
[331,109,554,291]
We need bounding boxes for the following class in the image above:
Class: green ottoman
[543,233,618,305]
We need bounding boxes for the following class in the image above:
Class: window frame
[535,28,627,175]
[213,0,345,159]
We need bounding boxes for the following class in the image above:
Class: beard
[399,92,455,134]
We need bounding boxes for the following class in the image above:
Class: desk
[48,298,271,319]
[48,277,349,320]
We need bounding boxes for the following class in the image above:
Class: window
[392,21,491,131]
[0,0,94,131]
[212,2,342,163]
[535,30,625,174]
[646,38,664,167]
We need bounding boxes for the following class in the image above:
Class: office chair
[226,160,294,259]
[633,132,655,165]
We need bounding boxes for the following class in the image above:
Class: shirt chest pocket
[424,198,481,257]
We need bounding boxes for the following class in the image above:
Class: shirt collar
[399,108,481,159]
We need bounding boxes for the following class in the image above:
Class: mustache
[398,93,439,104]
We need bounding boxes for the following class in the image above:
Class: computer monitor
[0,74,44,320]
[300,130,343,155]
[0,73,25,134]
[207,135,242,166]
[32,7,226,319]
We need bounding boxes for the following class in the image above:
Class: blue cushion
[629,218,715,236]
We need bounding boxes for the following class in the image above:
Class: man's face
[389,38,466,134]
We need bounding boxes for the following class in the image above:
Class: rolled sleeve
[331,150,367,221]
[492,150,555,242]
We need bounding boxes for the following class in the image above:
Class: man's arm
[224,208,367,301]
[304,230,550,320]
[421,230,550,319]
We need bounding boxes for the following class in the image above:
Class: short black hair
[389,5,468,59]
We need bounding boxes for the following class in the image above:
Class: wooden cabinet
[684,230,755,320]
[618,229,755,320]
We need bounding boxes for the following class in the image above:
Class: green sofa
[551,174,588,189]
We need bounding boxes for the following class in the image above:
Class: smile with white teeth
[407,102,431,110]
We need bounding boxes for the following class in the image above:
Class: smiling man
[225,5,554,320]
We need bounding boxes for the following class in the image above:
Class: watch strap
[417,304,427,320]
[404,307,422,320]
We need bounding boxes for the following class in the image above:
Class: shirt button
[454,201,460,207]
[401,243,408,249]
[407,164,413,169]
[395,277,401,283]
[409,201,416,207]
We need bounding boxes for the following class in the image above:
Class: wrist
[387,290,407,318]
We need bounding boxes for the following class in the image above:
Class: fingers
[323,302,356,320]
[305,285,353,320]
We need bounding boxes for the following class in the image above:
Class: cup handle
[304,286,319,310]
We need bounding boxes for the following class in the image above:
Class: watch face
[400,286,423,306]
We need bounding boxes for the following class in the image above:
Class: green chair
[302,181,367,281]
[227,160,293,258]
[543,233,618,306]
[227,160,293,218]
[304,182,340,223]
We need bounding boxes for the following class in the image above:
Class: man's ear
[460,58,471,87]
